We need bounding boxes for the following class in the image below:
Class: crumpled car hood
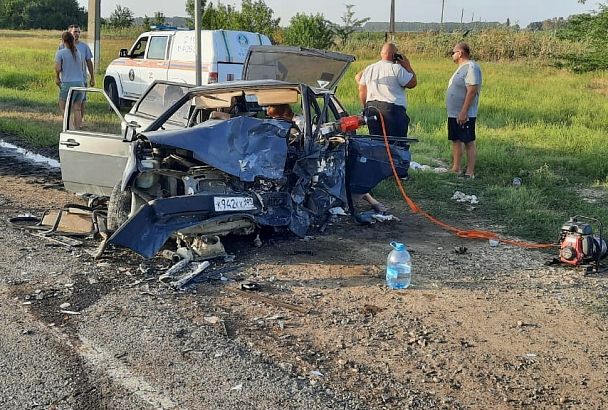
[143,116,291,182]
[111,116,411,259]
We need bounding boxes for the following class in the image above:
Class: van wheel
[105,79,121,109]
[107,180,131,231]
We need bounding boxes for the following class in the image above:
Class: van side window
[147,36,168,60]
[131,37,148,59]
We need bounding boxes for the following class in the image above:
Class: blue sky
[77,0,596,27]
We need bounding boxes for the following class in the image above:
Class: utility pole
[389,0,395,41]
[440,0,445,27]
[195,0,202,86]
[87,0,101,73]
[460,8,464,25]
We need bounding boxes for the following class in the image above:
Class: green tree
[237,0,280,37]
[143,15,151,31]
[0,0,85,29]
[557,4,608,70]
[332,4,369,45]
[185,0,240,30]
[152,11,166,26]
[284,13,334,49]
[108,5,134,29]
[526,21,543,31]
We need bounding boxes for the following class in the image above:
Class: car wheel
[107,180,131,231]
[106,79,121,109]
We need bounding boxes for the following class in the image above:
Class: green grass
[1,29,608,243]
[0,29,127,147]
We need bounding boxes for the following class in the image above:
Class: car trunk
[242,46,355,91]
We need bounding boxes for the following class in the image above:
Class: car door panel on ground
[59,89,130,196]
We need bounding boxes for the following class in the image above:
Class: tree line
[0,0,86,29]
[1,0,606,70]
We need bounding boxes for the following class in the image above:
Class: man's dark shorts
[448,117,476,143]
[365,101,409,138]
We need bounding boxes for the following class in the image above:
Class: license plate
[213,196,256,212]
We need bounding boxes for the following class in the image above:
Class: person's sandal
[372,202,389,213]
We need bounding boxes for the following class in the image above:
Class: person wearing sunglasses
[446,42,482,179]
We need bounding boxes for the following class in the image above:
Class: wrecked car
[59,46,412,258]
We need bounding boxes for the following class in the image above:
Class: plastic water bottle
[386,241,412,289]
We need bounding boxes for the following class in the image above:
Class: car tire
[107,180,131,231]
[105,79,121,109]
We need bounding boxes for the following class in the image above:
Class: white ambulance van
[103,28,272,107]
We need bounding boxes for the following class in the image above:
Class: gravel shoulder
[0,146,607,409]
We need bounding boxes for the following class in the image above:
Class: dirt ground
[1,142,607,409]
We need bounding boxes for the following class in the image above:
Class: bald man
[356,42,417,138]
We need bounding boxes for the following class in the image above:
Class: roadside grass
[0,30,124,147]
[340,58,608,242]
[1,30,607,243]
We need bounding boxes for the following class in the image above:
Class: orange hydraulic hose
[372,109,555,249]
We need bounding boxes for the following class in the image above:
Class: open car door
[59,88,130,196]
[242,46,355,91]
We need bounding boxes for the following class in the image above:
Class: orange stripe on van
[109,58,212,72]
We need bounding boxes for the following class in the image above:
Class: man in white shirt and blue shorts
[354,43,417,212]
[357,42,417,139]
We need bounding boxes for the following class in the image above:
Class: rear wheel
[105,78,121,109]
[107,180,131,231]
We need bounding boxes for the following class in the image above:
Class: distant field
[1,29,607,242]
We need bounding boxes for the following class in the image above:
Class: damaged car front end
[59,47,412,259]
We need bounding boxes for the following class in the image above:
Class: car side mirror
[119,48,129,58]
[122,121,140,141]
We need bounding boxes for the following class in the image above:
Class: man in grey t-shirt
[446,42,482,178]
[59,25,95,119]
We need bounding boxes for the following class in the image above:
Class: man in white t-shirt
[356,42,417,138]
[446,41,482,179]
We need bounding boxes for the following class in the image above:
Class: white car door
[120,35,148,98]
[59,88,131,196]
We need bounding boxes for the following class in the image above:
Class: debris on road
[159,249,194,283]
[204,315,220,324]
[451,191,479,205]
[59,309,81,315]
[239,281,260,291]
[170,261,211,290]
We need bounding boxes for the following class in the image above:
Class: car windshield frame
[144,81,306,133]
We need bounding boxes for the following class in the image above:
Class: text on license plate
[214,196,256,212]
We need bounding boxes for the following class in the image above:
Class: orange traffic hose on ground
[371,109,554,249]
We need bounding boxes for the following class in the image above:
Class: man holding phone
[446,42,482,179]
[356,42,417,139]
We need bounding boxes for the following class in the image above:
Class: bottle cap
[390,241,405,251]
